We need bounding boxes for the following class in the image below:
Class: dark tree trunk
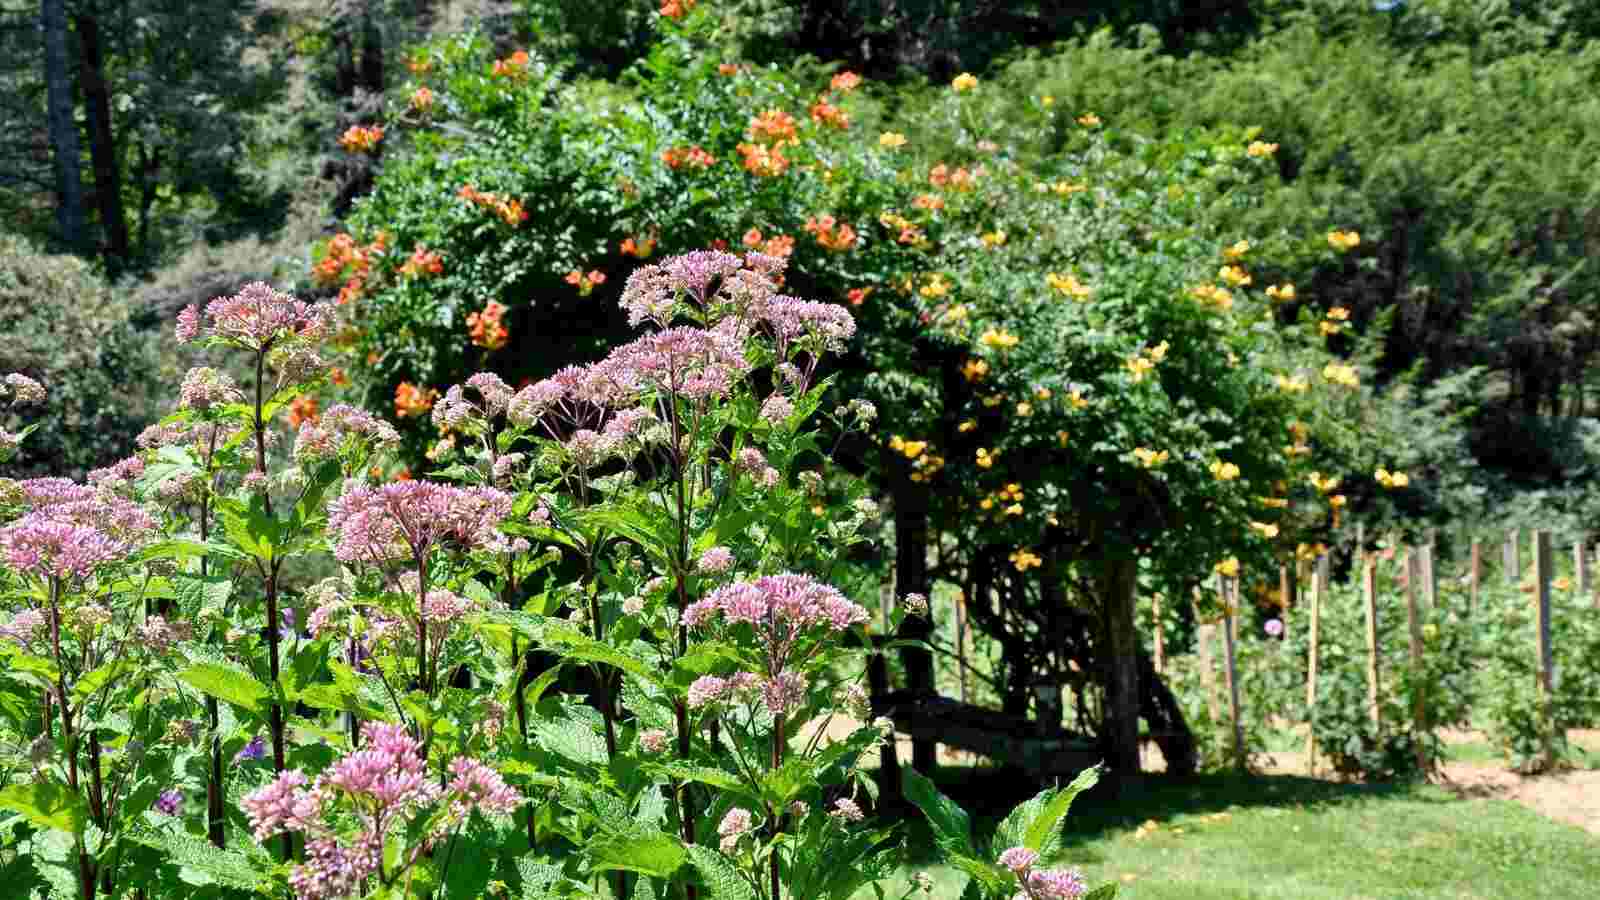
[892,476,937,773]
[333,19,356,96]
[359,8,383,93]
[42,0,85,250]
[135,140,159,256]
[1098,553,1141,774]
[74,10,129,266]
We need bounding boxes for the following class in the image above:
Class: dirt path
[1251,728,1600,836]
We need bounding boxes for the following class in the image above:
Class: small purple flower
[1264,618,1284,638]
[236,735,267,762]
[156,788,182,816]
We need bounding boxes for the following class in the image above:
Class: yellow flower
[1219,265,1252,287]
[1057,430,1071,447]
[1125,356,1155,382]
[980,497,994,510]
[1004,503,1024,517]
[1308,472,1340,494]
[1322,362,1360,388]
[879,132,908,149]
[1016,402,1033,417]
[961,359,990,382]
[889,435,905,452]
[1047,272,1093,300]
[1326,307,1350,321]
[1375,467,1411,489]
[1010,549,1043,572]
[1189,283,1235,311]
[1283,444,1311,458]
[1250,521,1280,539]
[1328,230,1361,251]
[1265,283,1296,302]
[1215,557,1240,578]
[920,274,950,299]
[982,393,1004,408]
[1068,390,1089,410]
[901,440,927,459]
[976,448,996,469]
[1041,95,1054,107]
[1319,321,1343,336]
[1328,494,1347,508]
[1223,240,1250,261]
[951,72,978,92]
[980,328,1020,350]
[1149,340,1170,362]
[1033,387,1053,402]
[1210,460,1241,481]
[1132,447,1169,468]
[1555,576,1572,591]
[1246,140,1279,158]
[1276,375,1308,393]
[981,230,1007,248]
[1052,181,1087,196]
[1077,113,1101,127]
[1259,497,1289,509]
[958,419,977,433]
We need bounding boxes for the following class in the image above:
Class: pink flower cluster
[178,367,244,413]
[0,486,155,580]
[997,845,1087,900]
[3,373,46,405]
[243,722,523,899]
[295,404,402,466]
[718,807,753,852]
[685,573,867,652]
[327,481,513,564]
[181,282,334,352]
[433,372,515,434]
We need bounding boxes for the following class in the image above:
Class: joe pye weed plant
[0,250,1115,898]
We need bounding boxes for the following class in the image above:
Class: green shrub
[0,235,166,479]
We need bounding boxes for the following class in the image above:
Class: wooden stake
[1470,540,1481,613]
[953,591,970,705]
[1423,530,1438,609]
[1405,548,1427,774]
[1193,588,1220,725]
[1506,529,1520,585]
[1305,553,1327,776]
[1279,563,1295,639]
[1219,575,1246,771]
[1152,593,1165,675]
[1575,538,1588,598]
[1363,547,1381,733]
[1535,531,1556,770]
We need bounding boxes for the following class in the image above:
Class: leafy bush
[0,235,166,480]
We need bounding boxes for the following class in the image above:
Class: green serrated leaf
[687,844,759,900]
[903,770,974,857]
[0,781,88,835]
[587,829,685,878]
[178,661,269,716]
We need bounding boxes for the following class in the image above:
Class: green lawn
[862,768,1600,899]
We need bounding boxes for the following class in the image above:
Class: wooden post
[953,591,970,705]
[1193,588,1220,725]
[1469,540,1481,613]
[1575,538,1588,598]
[1305,553,1327,776]
[1152,593,1165,675]
[1505,529,1520,585]
[1363,545,1381,733]
[1279,562,1295,639]
[1534,531,1556,770]
[1405,548,1427,774]
[1219,575,1246,770]
[1423,529,1438,609]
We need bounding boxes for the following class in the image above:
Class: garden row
[1159,527,1600,777]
